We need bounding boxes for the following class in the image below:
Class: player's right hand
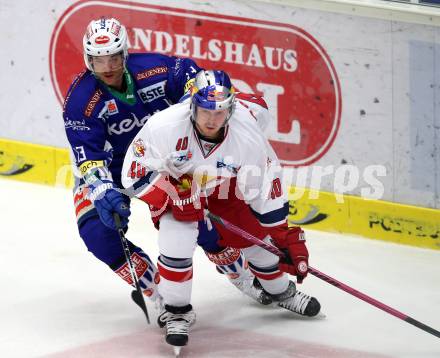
[169,175,206,222]
[89,181,131,230]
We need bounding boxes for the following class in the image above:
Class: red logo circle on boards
[50,0,341,167]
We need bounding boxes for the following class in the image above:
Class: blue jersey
[63,53,201,186]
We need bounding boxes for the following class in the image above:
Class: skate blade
[173,346,182,357]
[316,311,327,319]
[275,303,327,319]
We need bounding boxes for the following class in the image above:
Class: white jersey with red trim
[122,95,288,227]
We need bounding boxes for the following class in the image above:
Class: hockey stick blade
[131,290,150,322]
[207,212,440,339]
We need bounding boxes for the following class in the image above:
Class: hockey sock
[157,254,193,307]
[113,249,161,301]
[205,246,251,280]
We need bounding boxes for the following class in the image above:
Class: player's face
[91,53,124,89]
[195,107,229,139]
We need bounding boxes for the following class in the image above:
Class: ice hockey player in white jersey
[122,70,321,349]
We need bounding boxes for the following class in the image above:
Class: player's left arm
[238,137,309,282]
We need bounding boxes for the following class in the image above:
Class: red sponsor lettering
[84,89,103,117]
[135,66,168,81]
[206,247,241,266]
[50,1,341,166]
[115,252,149,285]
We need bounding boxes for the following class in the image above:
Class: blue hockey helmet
[190,70,236,124]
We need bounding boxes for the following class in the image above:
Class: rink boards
[1,137,438,250]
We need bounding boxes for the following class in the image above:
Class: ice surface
[0,179,439,358]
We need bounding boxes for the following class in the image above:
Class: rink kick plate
[289,187,440,250]
[1,137,439,251]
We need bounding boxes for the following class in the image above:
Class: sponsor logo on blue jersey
[137,80,167,103]
[105,99,119,115]
[107,112,151,135]
[64,118,90,131]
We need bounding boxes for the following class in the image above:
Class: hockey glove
[169,175,206,222]
[270,224,309,283]
[88,180,131,230]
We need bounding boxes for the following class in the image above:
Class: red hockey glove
[270,224,309,283]
[169,175,206,222]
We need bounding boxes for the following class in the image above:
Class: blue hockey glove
[88,181,131,230]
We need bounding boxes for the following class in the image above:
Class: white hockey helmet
[83,17,128,71]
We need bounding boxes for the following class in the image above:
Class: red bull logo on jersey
[50,1,341,167]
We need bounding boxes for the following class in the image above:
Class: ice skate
[256,280,321,317]
[157,303,196,328]
[173,346,182,357]
[160,304,194,348]
[228,272,273,305]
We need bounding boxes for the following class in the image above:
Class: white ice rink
[0,178,439,358]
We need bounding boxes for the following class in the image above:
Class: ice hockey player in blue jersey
[63,18,269,321]
[63,17,202,304]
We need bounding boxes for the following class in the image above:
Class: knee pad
[158,213,198,258]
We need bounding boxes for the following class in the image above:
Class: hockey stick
[113,213,150,324]
[207,212,440,339]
